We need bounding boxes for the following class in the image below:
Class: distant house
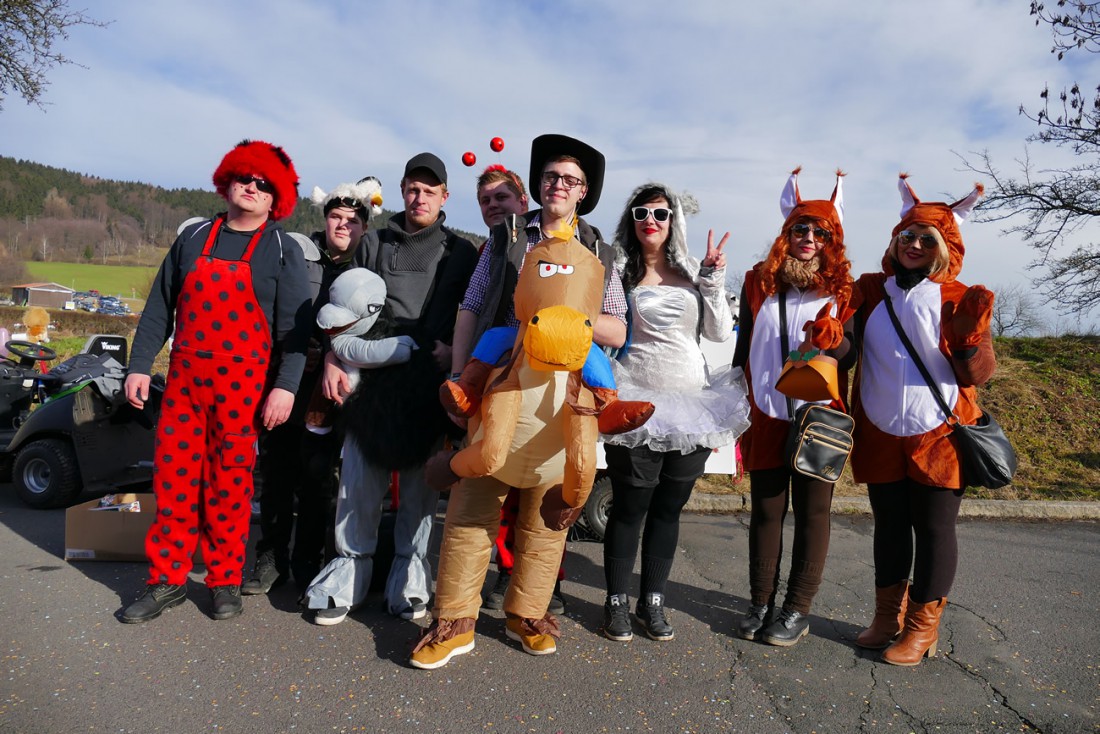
[11,282,76,309]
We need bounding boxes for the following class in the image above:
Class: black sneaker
[313,600,350,626]
[736,603,771,641]
[482,571,510,611]
[211,585,243,620]
[603,593,633,642]
[241,551,286,595]
[548,579,566,616]
[636,592,674,641]
[762,608,809,647]
[121,583,186,624]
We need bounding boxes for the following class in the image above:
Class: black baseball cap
[403,152,447,186]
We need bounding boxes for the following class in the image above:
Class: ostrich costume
[303,268,461,614]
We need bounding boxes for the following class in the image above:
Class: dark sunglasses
[632,206,672,223]
[235,175,275,194]
[898,230,939,247]
[791,222,831,242]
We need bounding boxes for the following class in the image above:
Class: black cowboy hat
[529,134,605,216]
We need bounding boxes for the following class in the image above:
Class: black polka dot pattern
[143,231,272,589]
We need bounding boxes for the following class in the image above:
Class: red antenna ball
[490,137,505,153]
[462,151,477,167]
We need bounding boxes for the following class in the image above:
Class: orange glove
[943,285,994,349]
[802,303,844,351]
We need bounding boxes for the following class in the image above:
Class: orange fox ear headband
[884,174,984,280]
[779,167,845,240]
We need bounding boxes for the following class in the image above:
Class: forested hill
[0,156,479,271]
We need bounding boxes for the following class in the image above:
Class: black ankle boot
[120,583,186,624]
[762,608,809,647]
[211,585,243,620]
[737,603,771,641]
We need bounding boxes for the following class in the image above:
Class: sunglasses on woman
[234,175,275,194]
[790,222,831,242]
[898,230,939,247]
[632,207,673,223]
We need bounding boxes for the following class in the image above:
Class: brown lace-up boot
[856,580,908,649]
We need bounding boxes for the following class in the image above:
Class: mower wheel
[14,439,82,509]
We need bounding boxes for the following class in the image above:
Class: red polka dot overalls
[144,218,273,588]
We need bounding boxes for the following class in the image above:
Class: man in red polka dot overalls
[120,140,311,624]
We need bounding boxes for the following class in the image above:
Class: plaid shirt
[459,212,627,327]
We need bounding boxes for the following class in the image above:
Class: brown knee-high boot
[882,595,946,666]
[855,580,909,649]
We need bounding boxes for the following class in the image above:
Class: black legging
[867,480,963,602]
[748,466,834,614]
[603,444,710,599]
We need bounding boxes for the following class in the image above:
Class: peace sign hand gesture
[701,229,729,269]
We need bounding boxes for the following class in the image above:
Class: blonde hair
[890,227,950,275]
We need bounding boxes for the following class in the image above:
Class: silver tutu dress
[602,284,750,454]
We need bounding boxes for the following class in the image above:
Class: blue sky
[1,0,1092,327]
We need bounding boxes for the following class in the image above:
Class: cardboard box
[65,494,202,564]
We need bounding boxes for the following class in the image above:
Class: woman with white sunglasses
[599,183,749,643]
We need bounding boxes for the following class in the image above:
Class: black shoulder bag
[779,294,854,483]
[880,290,1017,489]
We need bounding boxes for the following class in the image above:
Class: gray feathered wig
[613,182,700,291]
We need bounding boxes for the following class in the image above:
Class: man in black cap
[305,153,478,626]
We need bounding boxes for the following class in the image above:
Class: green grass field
[23,262,157,300]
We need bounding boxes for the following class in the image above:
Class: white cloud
[0,0,1093,324]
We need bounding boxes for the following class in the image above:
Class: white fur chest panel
[860,277,959,436]
[748,288,834,420]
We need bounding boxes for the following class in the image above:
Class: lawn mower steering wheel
[6,340,57,364]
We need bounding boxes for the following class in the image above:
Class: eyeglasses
[790,222,832,242]
[235,175,275,195]
[898,230,939,247]
[631,207,673,223]
[541,172,585,190]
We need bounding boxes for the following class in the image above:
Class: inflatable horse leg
[578,344,654,435]
[449,373,523,479]
[441,326,517,419]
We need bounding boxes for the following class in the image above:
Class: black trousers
[256,424,340,585]
[867,479,963,602]
[602,444,711,599]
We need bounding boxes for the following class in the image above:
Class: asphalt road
[0,489,1096,734]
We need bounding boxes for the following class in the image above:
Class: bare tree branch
[959,2,1100,315]
[0,0,108,111]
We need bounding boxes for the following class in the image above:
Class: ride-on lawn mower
[0,335,163,509]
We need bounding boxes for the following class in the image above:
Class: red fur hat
[212,139,300,221]
[884,174,983,282]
